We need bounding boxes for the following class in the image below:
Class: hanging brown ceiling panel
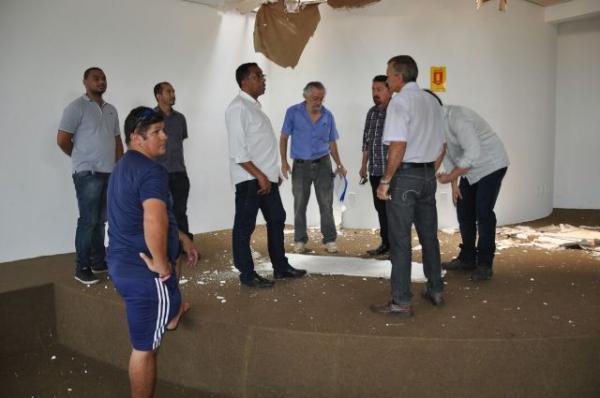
[327,0,379,9]
[254,1,321,68]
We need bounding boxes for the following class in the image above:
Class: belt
[400,162,435,169]
[294,156,327,164]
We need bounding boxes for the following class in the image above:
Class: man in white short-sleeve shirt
[225,62,306,288]
[371,55,446,317]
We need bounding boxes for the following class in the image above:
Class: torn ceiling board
[327,0,380,9]
[183,0,277,13]
[476,0,508,11]
[254,1,321,68]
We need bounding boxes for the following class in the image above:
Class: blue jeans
[456,167,507,268]
[72,171,109,271]
[291,156,337,244]
[387,166,442,305]
[232,180,290,280]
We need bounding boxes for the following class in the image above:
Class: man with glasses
[226,63,306,288]
[57,67,124,285]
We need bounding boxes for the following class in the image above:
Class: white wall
[0,0,557,262]
[266,0,558,229]
[554,16,600,209]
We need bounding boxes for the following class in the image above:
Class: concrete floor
[1,209,599,397]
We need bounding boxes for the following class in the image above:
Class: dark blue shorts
[112,275,181,351]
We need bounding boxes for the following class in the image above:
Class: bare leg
[129,349,156,398]
[166,302,190,331]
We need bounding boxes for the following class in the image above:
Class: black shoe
[370,301,414,317]
[74,268,100,285]
[240,272,275,288]
[91,262,108,274]
[421,290,445,306]
[442,258,476,271]
[366,244,389,256]
[470,266,493,281]
[273,266,307,280]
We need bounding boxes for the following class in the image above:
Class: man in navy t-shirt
[107,106,198,398]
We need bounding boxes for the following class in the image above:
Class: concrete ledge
[53,282,600,397]
[0,284,55,355]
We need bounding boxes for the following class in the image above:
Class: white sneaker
[294,242,307,253]
[324,242,338,253]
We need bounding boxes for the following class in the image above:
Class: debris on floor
[495,224,600,255]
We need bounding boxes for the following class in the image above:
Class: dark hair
[387,55,418,83]
[124,107,164,144]
[303,81,325,96]
[83,67,103,80]
[423,89,443,106]
[153,82,170,99]
[235,63,259,88]
[373,75,388,86]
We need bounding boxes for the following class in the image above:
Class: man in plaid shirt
[359,75,392,256]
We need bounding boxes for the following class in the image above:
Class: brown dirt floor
[1,208,599,397]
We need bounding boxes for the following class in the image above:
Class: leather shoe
[370,301,414,317]
[240,272,274,288]
[273,266,307,280]
[470,266,493,281]
[421,290,445,306]
[366,244,389,256]
[442,258,476,271]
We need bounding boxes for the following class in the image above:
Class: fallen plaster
[496,224,600,254]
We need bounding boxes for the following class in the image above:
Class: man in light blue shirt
[280,82,347,254]
[57,67,124,285]
[435,101,509,281]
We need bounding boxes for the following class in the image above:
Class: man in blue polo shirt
[280,82,347,254]
[107,107,198,397]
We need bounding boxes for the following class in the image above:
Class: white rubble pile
[495,224,600,254]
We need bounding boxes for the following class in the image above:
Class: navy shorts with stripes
[112,275,181,351]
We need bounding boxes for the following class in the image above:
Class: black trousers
[232,180,289,280]
[456,167,507,268]
[168,171,192,240]
[369,175,389,247]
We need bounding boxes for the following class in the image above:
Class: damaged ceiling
[183,0,574,68]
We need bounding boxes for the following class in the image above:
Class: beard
[373,96,381,106]
[90,87,106,96]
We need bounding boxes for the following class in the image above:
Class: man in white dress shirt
[434,100,509,281]
[371,55,447,317]
[225,63,306,288]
